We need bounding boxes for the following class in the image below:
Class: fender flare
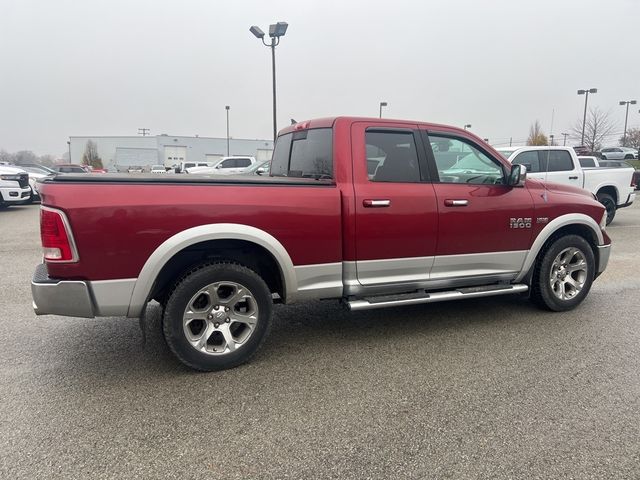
[515,213,604,283]
[127,223,297,317]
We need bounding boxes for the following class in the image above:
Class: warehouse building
[68,135,274,171]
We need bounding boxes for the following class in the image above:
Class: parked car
[185,156,257,175]
[599,147,639,160]
[0,165,31,207]
[150,165,167,174]
[52,164,88,173]
[496,146,635,224]
[32,116,612,371]
[12,165,52,203]
[176,161,217,173]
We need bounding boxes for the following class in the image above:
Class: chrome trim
[127,224,297,318]
[32,278,95,318]
[596,244,611,274]
[348,284,529,311]
[90,279,136,316]
[431,251,527,279]
[40,206,80,263]
[294,262,343,300]
[515,213,604,282]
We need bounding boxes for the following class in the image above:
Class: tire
[531,235,595,312]
[624,155,633,160]
[596,192,616,225]
[163,261,273,371]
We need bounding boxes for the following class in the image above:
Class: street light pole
[577,88,597,146]
[67,140,71,162]
[561,132,569,146]
[250,22,288,141]
[463,124,472,130]
[225,105,230,156]
[379,101,388,118]
[619,100,637,146]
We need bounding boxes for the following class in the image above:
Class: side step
[347,284,529,311]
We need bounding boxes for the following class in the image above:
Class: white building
[68,135,274,170]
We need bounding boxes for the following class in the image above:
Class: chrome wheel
[549,247,588,301]
[182,281,258,356]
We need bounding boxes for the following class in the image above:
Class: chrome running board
[346,284,529,311]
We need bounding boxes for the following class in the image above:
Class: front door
[422,130,535,280]
[352,123,438,285]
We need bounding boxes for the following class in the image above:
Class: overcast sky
[1,0,639,156]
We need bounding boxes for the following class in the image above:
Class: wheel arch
[516,214,603,283]
[595,184,619,204]
[127,224,297,317]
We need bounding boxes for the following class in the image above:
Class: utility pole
[561,132,569,146]
[138,128,150,136]
[225,106,230,156]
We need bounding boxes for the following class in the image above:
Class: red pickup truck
[32,117,611,371]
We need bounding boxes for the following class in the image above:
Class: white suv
[599,147,639,160]
[0,166,32,207]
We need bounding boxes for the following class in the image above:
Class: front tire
[163,261,273,371]
[596,192,616,225]
[531,235,595,311]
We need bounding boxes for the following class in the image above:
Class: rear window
[271,128,333,179]
[579,157,596,168]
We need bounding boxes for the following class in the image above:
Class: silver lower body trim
[293,262,343,300]
[596,244,611,274]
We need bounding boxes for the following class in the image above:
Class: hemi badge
[536,217,549,224]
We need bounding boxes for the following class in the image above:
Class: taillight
[40,207,78,262]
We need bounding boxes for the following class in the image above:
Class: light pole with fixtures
[67,140,71,162]
[619,99,637,146]
[225,105,230,156]
[379,102,387,118]
[463,124,472,130]
[250,22,288,141]
[577,88,597,146]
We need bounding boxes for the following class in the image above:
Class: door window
[365,130,421,182]
[512,151,542,172]
[236,158,252,168]
[545,150,574,171]
[429,136,504,184]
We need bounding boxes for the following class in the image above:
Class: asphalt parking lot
[1,203,639,479]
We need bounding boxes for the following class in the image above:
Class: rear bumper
[596,244,611,275]
[617,192,635,209]
[32,264,95,317]
[32,264,136,318]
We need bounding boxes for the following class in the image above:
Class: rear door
[352,123,438,285]
[422,130,535,280]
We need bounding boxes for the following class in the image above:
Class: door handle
[363,199,391,208]
[569,176,578,180]
[444,199,469,207]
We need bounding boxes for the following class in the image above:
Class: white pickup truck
[0,165,32,207]
[496,146,636,225]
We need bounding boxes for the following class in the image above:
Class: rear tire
[596,192,616,225]
[624,154,633,160]
[531,235,595,312]
[163,261,273,371]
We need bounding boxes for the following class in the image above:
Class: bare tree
[572,107,616,152]
[0,150,15,164]
[13,150,39,165]
[619,128,640,150]
[81,140,103,169]
[526,120,548,146]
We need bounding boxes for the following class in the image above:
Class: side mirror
[216,164,222,169]
[508,164,527,187]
